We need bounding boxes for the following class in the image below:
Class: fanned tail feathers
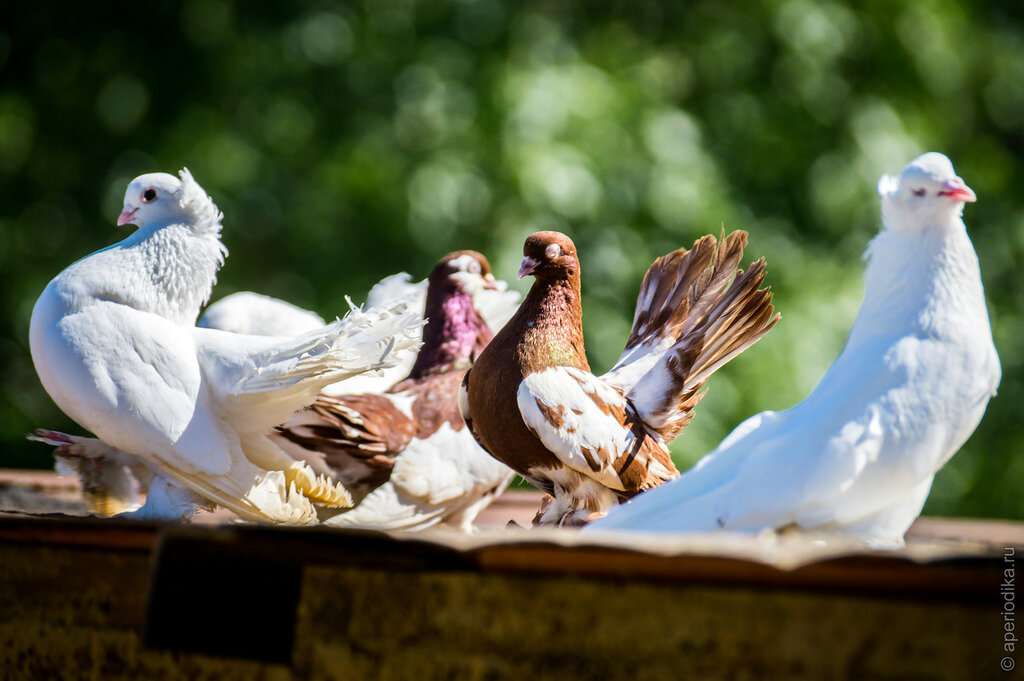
[150,454,352,525]
[606,230,779,442]
[153,462,317,524]
[235,294,424,401]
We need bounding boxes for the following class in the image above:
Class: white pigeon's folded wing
[589,408,787,531]
[42,302,234,476]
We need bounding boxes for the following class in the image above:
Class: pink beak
[937,178,976,203]
[518,256,539,279]
[117,206,138,226]
[482,273,501,290]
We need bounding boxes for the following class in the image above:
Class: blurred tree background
[0,0,1021,519]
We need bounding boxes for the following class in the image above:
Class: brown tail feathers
[617,230,779,443]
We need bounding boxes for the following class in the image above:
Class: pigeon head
[117,168,222,235]
[433,250,499,296]
[518,231,580,282]
[409,250,498,379]
[878,153,976,229]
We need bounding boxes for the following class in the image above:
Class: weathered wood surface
[0,469,1020,680]
[4,468,1023,542]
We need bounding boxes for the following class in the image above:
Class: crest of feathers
[178,168,227,242]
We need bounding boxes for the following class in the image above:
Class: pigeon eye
[141,188,158,203]
[468,260,481,274]
[912,188,926,197]
[545,243,562,260]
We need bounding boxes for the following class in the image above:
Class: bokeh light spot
[95,75,148,134]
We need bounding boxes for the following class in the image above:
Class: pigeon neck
[129,222,227,325]
[408,283,492,379]
[854,220,987,341]
[515,273,589,374]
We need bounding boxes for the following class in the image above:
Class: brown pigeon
[459,230,778,526]
[273,251,516,531]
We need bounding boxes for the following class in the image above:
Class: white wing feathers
[42,302,232,475]
[517,367,640,492]
[324,423,514,532]
[592,337,905,534]
[218,295,423,398]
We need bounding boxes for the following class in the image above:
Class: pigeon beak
[117,206,139,226]
[518,256,539,279]
[937,178,976,203]
[482,273,501,290]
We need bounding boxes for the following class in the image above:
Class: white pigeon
[590,152,1001,547]
[29,169,422,523]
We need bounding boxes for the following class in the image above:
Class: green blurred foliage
[1,1,1021,519]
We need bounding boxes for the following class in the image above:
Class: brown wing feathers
[275,393,414,466]
[626,234,720,351]
[681,257,777,387]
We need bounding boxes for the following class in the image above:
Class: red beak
[117,206,139,226]
[518,256,539,279]
[937,178,976,203]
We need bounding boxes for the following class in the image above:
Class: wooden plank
[0,511,1017,678]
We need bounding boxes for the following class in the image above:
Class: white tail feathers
[201,295,418,522]
[282,461,352,508]
[244,471,321,525]
[236,294,424,396]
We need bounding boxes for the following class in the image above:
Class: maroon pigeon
[273,251,516,531]
[460,230,778,526]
